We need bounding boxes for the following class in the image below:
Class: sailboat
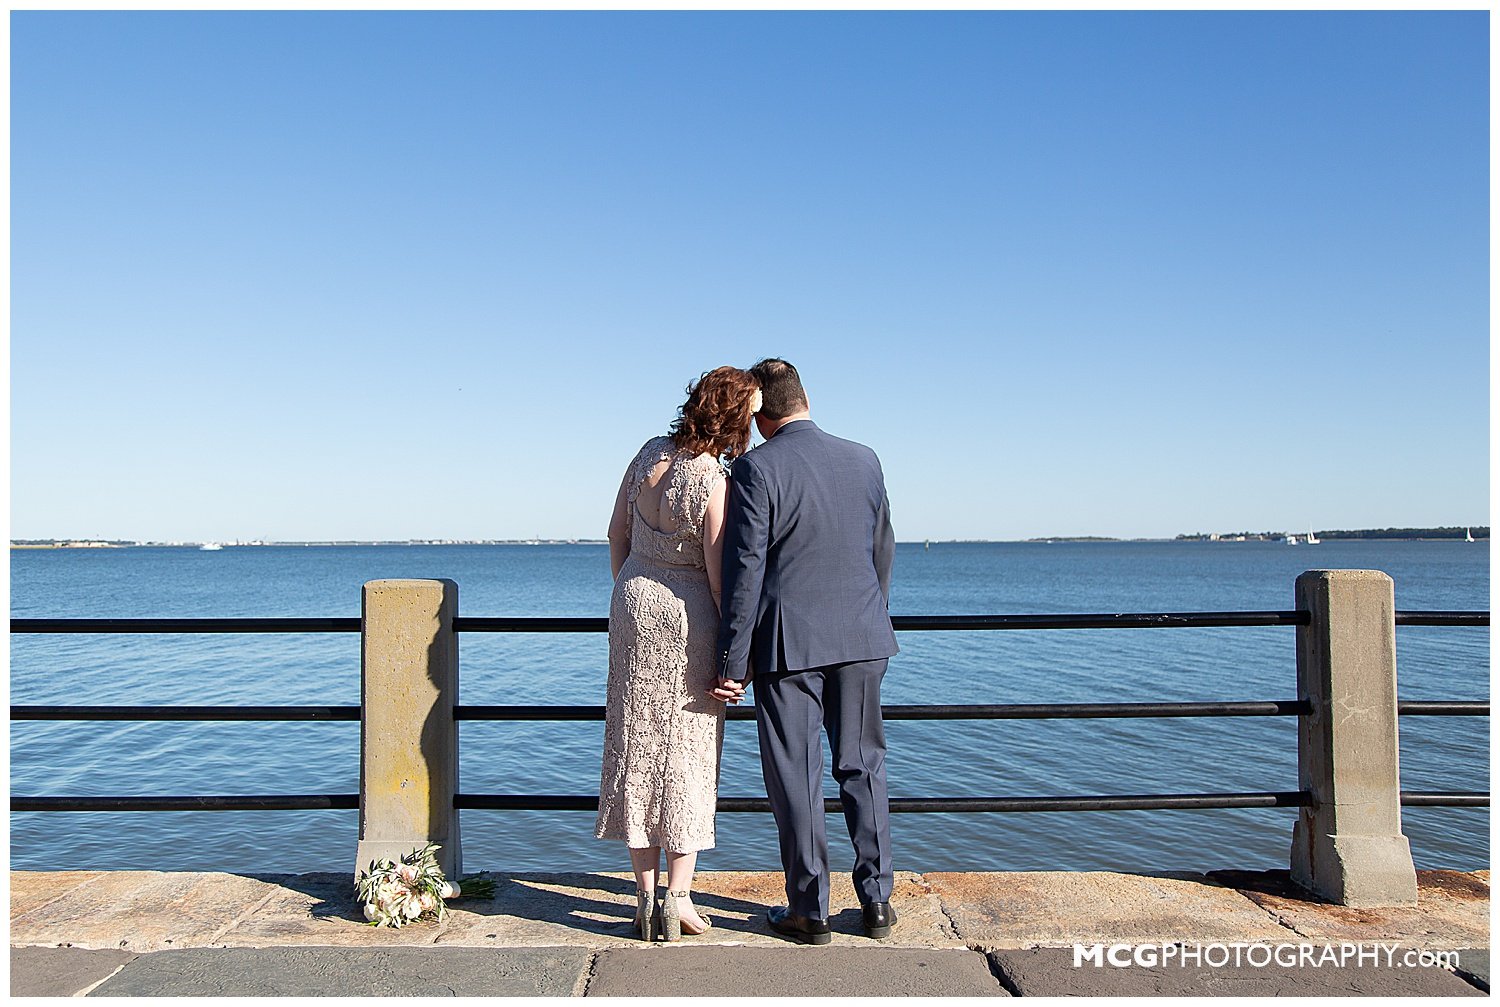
[1466,528,1475,543]
[1306,526,1320,545]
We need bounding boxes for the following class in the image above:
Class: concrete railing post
[1290,569,1417,907]
[355,579,461,881]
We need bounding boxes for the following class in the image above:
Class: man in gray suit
[710,358,898,945]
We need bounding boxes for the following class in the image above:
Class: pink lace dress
[595,437,727,852]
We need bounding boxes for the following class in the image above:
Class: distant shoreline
[11,529,1489,549]
[9,539,613,549]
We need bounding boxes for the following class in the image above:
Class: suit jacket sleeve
[874,467,894,606]
[715,455,770,681]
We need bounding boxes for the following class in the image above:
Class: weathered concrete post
[355,579,461,881]
[1290,569,1417,907]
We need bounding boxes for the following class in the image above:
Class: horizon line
[11,526,1491,549]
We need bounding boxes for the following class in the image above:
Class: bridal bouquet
[354,844,496,928]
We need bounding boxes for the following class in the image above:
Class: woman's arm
[702,474,729,611]
[608,465,634,579]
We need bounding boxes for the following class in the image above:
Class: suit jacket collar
[770,418,817,439]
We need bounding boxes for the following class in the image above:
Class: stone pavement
[10,868,1489,996]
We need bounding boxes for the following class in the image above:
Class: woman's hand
[707,677,746,704]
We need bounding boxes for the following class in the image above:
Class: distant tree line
[1024,536,1121,542]
[1314,527,1488,540]
[1176,532,1282,541]
[1176,527,1487,542]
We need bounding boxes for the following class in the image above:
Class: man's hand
[707,677,746,704]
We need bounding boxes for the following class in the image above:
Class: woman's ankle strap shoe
[660,890,683,942]
[635,890,657,942]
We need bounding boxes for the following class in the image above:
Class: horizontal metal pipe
[17,793,1307,814]
[454,612,1314,633]
[9,618,360,634]
[1396,702,1490,716]
[11,795,359,812]
[456,701,1314,722]
[9,610,1485,635]
[454,617,607,633]
[1400,792,1490,807]
[454,792,1314,812]
[1394,612,1490,627]
[11,702,1482,726]
[892,613,1312,630]
[14,699,1489,722]
[16,791,1486,814]
[11,706,362,721]
[470,792,1481,811]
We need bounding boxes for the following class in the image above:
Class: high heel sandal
[660,890,712,941]
[634,890,657,942]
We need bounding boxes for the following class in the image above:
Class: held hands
[707,676,747,705]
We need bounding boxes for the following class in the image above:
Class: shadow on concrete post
[354,579,462,881]
[1290,569,1418,907]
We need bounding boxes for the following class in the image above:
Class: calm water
[11,541,1489,875]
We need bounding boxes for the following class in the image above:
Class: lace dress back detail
[624,436,719,568]
[596,436,727,853]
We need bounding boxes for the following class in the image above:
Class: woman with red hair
[595,365,762,941]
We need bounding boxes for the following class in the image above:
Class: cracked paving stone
[11,947,137,997]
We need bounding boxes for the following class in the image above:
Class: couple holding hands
[595,357,898,945]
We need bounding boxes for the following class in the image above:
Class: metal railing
[11,608,1489,815]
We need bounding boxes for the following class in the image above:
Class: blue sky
[11,11,1489,541]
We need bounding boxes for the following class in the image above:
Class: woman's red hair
[670,366,760,464]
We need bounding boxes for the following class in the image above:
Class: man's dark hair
[750,358,808,420]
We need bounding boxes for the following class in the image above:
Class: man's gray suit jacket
[716,419,898,680]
